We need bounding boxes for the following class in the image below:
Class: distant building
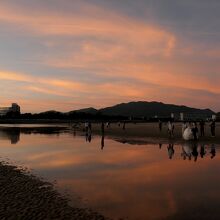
[0,103,20,116]
[178,112,212,121]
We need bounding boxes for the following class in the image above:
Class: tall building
[0,103,20,116]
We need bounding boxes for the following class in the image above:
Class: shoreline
[0,161,109,220]
[75,122,220,145]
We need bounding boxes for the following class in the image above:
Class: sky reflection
[0,127,219,220]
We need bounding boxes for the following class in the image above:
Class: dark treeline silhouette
[0,111,122,120]
[1,101,219,122]
[0,111,171,122]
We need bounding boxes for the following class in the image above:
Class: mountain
[19,101,214,120]
[99,101,214,118]
[69,107,98,114]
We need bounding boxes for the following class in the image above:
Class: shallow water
[0,125,220,220]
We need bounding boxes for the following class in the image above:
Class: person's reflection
[181,143,192,161]
[88,133,92,142]
[101,134,105,150]
[192,143,198,162]
[181,147,187,160]
[200,144,206,158]
[159,143,162,149]
[167,143,174,159]
[210,144,216,159]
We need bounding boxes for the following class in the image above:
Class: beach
[0,162,108,220]
[76,122,220,144]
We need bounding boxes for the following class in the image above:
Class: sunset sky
[0,0,220,113]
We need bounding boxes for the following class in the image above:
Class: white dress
[182,127,194,141]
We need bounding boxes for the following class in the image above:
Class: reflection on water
[0,127,20,144]
[0,126,67,145]
[0,125,220,220]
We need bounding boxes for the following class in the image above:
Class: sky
[0,0,220,113]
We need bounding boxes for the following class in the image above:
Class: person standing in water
[159,120,162,132]
[88,122,92,133]
[167,121,174,138]
[101,122,105,135]
[199,120,205,137]
[210,120,216,137]
[172,123,175,137]
[192,122,199,141]
[123,122,126,130]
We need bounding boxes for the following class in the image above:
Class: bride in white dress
[182,122,194,140]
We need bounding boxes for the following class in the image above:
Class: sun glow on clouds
[0,1,219,112]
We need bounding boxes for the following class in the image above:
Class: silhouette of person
[88,122,92,132]
[210,121,216,137]
[101,122,105,135]
[192,143,198,162]
[199,120,205,137]
[210,144,216,159]
[88,130,92,143]
[101,134,105,150]
[159,120,162,132]
[123,122,126,130]
[85,121,89,133]
[159,143,162,149]
[200,144,206,158]
[85,131,89,142]
[167,143,174,159]
[167,121,173,138]
[192,122,199,141]
[167,121,172,138]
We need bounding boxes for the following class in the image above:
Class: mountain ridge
[70,101,215,117]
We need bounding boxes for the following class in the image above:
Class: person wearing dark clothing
[199,120,205,137]
[159,120,162,132]
[210,121,216,137]
[123,122,126,130]
[88,122,92,132]
[101,122,105,135]
[192,123,199,141]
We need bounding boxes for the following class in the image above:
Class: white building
[0,103,20,116]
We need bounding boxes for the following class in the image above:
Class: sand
[75,122,220,145]
[0,162,109,220]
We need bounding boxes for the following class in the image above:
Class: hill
[68,107,98,114]
[99,101,214,118]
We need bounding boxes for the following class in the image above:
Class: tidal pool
[0,125,219,220]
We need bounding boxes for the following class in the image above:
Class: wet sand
[0,162,108,220]
[76,122,220,145]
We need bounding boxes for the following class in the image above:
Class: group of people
[158,120,216,140]
[181,120,216,140]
